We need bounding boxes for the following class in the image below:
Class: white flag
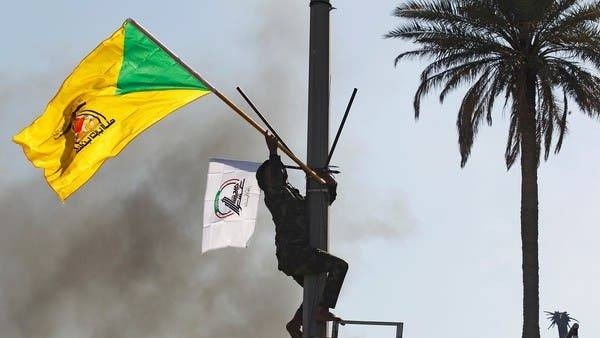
[202,158,261,253]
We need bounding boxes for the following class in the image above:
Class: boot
[286,311,302,338]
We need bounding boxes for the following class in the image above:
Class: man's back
[257,155,309,249]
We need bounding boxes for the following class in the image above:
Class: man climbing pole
[256,133,348,338]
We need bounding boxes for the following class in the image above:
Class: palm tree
[386,1,600,338]
[546,311,578,338]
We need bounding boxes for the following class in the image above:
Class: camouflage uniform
[256,154,348,314]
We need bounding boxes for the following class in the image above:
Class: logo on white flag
[214,178,248,218]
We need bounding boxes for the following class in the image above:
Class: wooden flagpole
[126,18,325,184]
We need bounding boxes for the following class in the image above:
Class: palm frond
[387,0,600,167]
[413,58,493,117]
[505,91,520,169]
[457,68,495,166]
[539,1,600,42]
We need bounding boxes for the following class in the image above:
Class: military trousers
[278,246,348,314]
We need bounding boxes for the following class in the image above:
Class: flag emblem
[214,178,247,218]
[53,102,116,152]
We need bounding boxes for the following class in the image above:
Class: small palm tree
[546,311,578,338]
[386,1,600,338]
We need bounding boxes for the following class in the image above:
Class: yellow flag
[13,19,211,200]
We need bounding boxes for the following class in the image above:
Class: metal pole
[304,0,331,337]
[332,321,340,338]
[397,323,404,338]
[331,320,405,338]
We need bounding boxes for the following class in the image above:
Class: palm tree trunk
[557,321,569,338]
[519,68,540,338]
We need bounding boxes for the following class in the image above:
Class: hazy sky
[1,1,599,338]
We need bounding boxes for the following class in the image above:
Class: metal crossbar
[331,320,404,338]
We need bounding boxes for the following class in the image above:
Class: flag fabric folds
[13,19,211,200]
[202,158,261,253]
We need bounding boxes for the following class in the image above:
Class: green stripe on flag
[116,21,209,95]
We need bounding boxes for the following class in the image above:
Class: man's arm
[259,133,287,194]
[261,133,335,202]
